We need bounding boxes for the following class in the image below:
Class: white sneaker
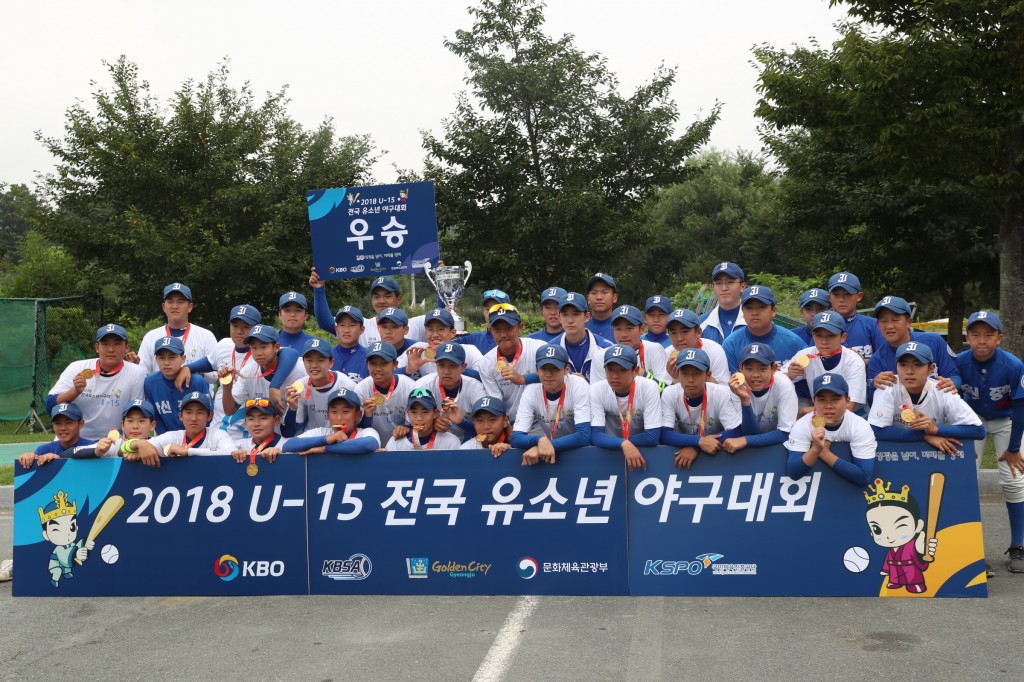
[0,560,11,582]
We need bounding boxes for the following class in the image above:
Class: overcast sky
[0,0,845,188]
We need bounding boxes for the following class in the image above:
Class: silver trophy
[424,260,473,333]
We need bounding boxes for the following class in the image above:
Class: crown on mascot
[38,490,77,524]
[864,478,909,505]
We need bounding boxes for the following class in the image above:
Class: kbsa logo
[214,553,284,581]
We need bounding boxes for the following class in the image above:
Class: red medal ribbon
[249,435,275,465]
[95,359,125,377]
[808,347,842,360]
[545,383,568,437]
[617,380,636,440]
[232,348,252,372]
[499,341,523,368]
[258,362,278,379]
[683,388,708,437]
[374,375,397,403]
[166,324,191,347]
[181,429,206,449]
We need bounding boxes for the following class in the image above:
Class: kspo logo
[214,553,285,581]
[643,553,724,576]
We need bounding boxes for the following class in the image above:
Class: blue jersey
[528,328,563,343]
[278,330,316,351]
[332,343,368,382]
[868,331,961,388]
[641,330,672,348]
[955,348,1024,420]
[458,330,497,355]
[793,325,813,346]
[585,315,616,344]
[35,437,95,456]
[841,312,886,361]
[722,324,805,372]
[144,372,212,434]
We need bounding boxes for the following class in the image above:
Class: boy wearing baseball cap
[134,282,218,377]
[611,305,671,385]
[136,392,236,463]
[585,273,619,343]
[17,403,96,468]
[721,286,804,372]
[385,388,463,451]
[512,344,592,464]
[292,388,381,454]
[786,373,876,486]
[355,341,417,443]
[376,307,416,358]
[826,271,886,362]
[329,305,369,382]
[413,341,486,442]
[479,305,547,419]
[642,295,674,348]
[554,292,613,384]
[277,291,316,351]
[226,325,307,432]
[590,345,663,471]
[458,289,513,354]
[146,336,211,434]
[660,347,746,469]
[665,309,730,385]
[784,311,866,415]
[528,286,568,342]
[869,296,960,395]
[283,338,357,434]
[794,288,830,346]
[955,311,1024,573]
[401,308,484,382]
[460,396,514,457]
[700,262,747,344]
[722,344,799,453]
[46,324,146,441]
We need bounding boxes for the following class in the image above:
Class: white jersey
[385,430,462,451]
[660,382,741,436]
[590,376,662,438]
[398,341,484,382]
[701,339,731,385]
[297,425,381,449]
[701,305,747,340]
[290,371,358,432]
[48,360,147,441]
[355,374,418,443]
[407,314,426,342]
[868,379,982,430]
[148,428,236,456]
[477,337,547,420]
[207,339,262,433]
[358,316,381,347]
[231,360,308,405]
[554,331,608,384]
[637,340,671,383]
[731,373,799,434]
[787,412,876,460]
[413,374,486,442]
[138,323,218,378]
[783,346,867,406]
[513,374,592,440]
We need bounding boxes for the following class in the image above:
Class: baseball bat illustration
[87,495,125,545]
[923,473,945,562]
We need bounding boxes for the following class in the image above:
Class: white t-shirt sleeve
[786,415,813,452]
[513,385,540,434]
[848,416,877,460]
[868,385,898,428]
[589,381,608,429]
[568,376,592,425]
[774,374,799,433]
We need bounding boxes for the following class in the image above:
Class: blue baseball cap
[370,276,401,294]
[334,305,364,324]
[828,272,862,294]
[812,373,849,397]
[541,286,568,304]
[967,311,1002,332]
[245,325,279,344]
[179,392,212,412]
[488,305,522,327]
[645,295,673,314]
[154,336,186,355]
[122,398,156,418]
[874,296,912,316]
[95,324,128,342]
[278,291,308,310]
[536,344,570,369]
[586,272,617,292]
[434,342,466,365]
[425,308,456,328]
[604,344,639,368]
[741,285,776,306]
[229,304,261,326]
[366,340,399,362]
[407,388,438,410]
[559,292,588,312]
[243,398,280,416]
[482,289,511,305]
[799,289,830,309]
[301,338,334,358]
[711,262,744,281]
[471,396,507,417]
[811,311,846,335]
[50,402,84,421]
[740,343,776,365]
[667,309,701,329]
[163,282,193,301]
[896,342,934,364]
[675,347,711,371]
[377,307,409,326]
[327,387,363,408]
[611,305,644,326]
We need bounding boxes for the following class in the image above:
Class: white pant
[974,417,1024,503]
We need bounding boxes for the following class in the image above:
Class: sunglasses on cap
[483,289,508,300]
[489,303,517,314]
[244,399,271,409]
[410,387,433,399]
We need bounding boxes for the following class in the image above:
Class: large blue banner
[306,450,628,595]
[13,443,986,597]
[306,181,439,280]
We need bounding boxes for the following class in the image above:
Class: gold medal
[496,359,508,372]
[476,434,488,443]
[812,416,826,428]
[107,429,120,441]
[80,369,95,380]
[425,347,437,361]
[669,350,679,364]
[163,444,172,456]
[793,355,809,369]
[291,379,305,393]
[732,372,745,386]
[246,463,259,477]
[371,393,386,407]
[901,408,916,423]
[219,373,233,386]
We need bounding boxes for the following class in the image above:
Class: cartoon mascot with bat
[38,491,124,588]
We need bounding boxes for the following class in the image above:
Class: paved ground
[1,497,1019,681]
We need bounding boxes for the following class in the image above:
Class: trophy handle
[423,261,436,289]
[462,261,472,286]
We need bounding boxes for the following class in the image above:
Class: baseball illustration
[843,546,870,573]
[100,544,120,564]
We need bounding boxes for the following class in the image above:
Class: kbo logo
[214,553,285,581]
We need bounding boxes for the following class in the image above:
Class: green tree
[423,0,718,302]
[33,57,379,327]
[0,183,41,263]
[755,1,1019,350]
[0,230,83,298]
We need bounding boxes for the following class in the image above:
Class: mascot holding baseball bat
[38,491,124,588]
[864,474,944,594]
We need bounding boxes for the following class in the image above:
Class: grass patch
[0,465,12,486]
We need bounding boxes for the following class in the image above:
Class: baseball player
[721,343,798,453]
[458,289,512,354]
[665,309,730,385]
[460,396,514,457]
[553,292,613,384]
[277,291,316,350]
[385,389,463,451]
[642,295,674,348]
[528,286,568,342]
[478,305,547,419]
[826,271,886,362]
[589,345,663,471]
[721,286,804,372]
[145,336,211,434]
[700,262,747,344]
[282,338,357,435]
[413,342,486,442]
[783,311,867,415]
[584,272,619,342]
[134,283,218,378]
[868,296,960,395]
[795,288,830,346]
[354,340,417,444]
